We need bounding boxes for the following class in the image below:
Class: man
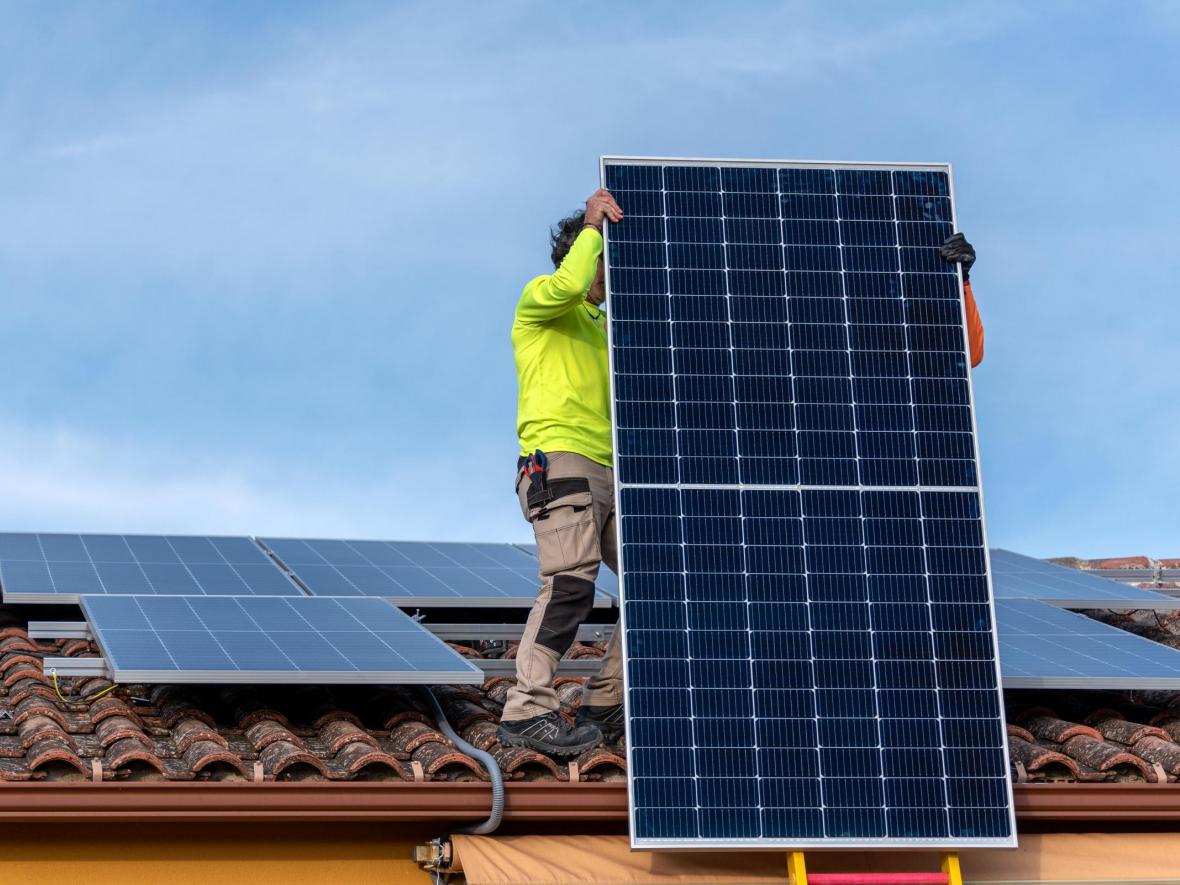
[498,188,984,757]
[497,188,624,756]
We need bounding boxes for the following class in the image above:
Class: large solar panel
[990,548,1180,609]
[0,534,302,604]
[260,538,612,608]
[603,157,1014,848]
[79,595,483,684]
[997,598,1180,688]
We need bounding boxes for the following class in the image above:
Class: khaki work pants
[502,451,624,721]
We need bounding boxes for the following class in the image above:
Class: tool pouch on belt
[519,474,599,577]
[526,477,591,521]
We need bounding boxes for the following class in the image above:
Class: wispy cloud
[46,133,138,158]
[0,422,526,543]
[0,2,1031,283]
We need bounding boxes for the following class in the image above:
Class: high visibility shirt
[513,229,987,466]
[513,227,612,466]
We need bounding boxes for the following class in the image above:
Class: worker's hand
[584,188,623,231]
[940,232,976,280]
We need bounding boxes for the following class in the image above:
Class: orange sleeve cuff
[963,279,984,367]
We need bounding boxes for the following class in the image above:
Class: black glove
[940,232,976,280]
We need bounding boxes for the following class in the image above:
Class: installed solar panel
[0,534,301,604]
[603,157,1014,848]
[260,538,612,608]
[79,594,483,684]
[997,598,1180,688]
[990,548,1180,609]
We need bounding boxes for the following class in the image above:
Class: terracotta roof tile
[26,740,88,779]
[1006,724,1036,744]
[104,736,167,779]
[390,719,447,756]
[320,718,380,753]
[1130,735,1180,776]
[409,740,483,781]
[260,741,329,780]
[1061,735,1157,781]
[333,741,409,780]
[245,718,305,751]
[172,716,227,754]
[19,714,77,752]
[1088,716,1171,746]
[1008,735,1083,782]
[95,715,153,750]
[1018,713,1102,743]
[0,757,39,780]
[180,740,249,780]
[573,745,627,781]
[312,708,365,731]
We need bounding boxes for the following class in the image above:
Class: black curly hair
[550,210,587,268]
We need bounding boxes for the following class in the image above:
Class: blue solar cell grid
[997,598,1180,687]
[80,594,483,684]
[606,162,974,491]
[989,548,1180,609]
[602,158,1014,849]
[0,534,301,603]
[260,539,611,607]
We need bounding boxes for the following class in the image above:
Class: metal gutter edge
[1014,783,1180,820]
[0,782,627,823]
[1,782,1179,824]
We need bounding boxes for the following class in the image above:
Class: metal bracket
[27,621,92,640]
[422,623,614,642]
[473,658,604,678]
[43,657,109,678]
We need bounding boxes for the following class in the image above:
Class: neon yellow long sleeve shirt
[513,227,612,467]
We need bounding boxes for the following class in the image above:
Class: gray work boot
[497,712,601,758]
[575,703,625,743]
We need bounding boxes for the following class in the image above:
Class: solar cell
[260,538,613,607]
[603,157,1014,849]
[997,598,1180,688]
[0,534,301,604]
[989,549,1180,609]
[79,595,483,684]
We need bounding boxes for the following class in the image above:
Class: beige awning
[452,832,1180,884]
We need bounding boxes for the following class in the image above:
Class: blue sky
[0,1,1177,557]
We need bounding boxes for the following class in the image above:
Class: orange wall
[0,823,437,885]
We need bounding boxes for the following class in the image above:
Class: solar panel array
[0,534,301,603]
[80,595,483,684]
[989,548,1180,609]
[260,538,611,607]
[997,598,1180,688]
[603,157,1014,848]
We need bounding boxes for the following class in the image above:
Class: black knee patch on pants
[537,574,596,655]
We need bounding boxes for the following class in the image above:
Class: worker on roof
[498,188,984,757]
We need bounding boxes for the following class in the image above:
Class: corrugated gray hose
[419,686,505,835]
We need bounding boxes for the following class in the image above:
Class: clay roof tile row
[7,606,1180,790]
